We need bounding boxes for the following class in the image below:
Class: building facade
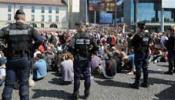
[123,0,175,31]
[0,0,68,29]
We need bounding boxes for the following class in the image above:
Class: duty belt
[6,50,28,57]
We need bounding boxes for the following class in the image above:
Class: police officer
[130,22,150,89]
[71,23,98,99]
[0,9,43,100]
[164,26,175,75]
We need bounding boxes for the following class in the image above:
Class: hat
[75,22,84,27]
[137,22,145,30]
[15,9,25,15]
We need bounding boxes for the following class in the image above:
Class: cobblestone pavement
[0,62,175,100]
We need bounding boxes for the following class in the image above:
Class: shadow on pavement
[149,77,175,86]
[32,89,72,100]
[48,78,59,85]
[157,64,168,68]
[154,84,175,100]
[95,79,130,89]
[95,77,175,89]
[149,70,164,74]
[48,78,72,85]
[51,72,61,77]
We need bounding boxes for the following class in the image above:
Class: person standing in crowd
[71,23,98,99]
[0,9,43,100]
[130,22,151,89]
[164,26,175,75]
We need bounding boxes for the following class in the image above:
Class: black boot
[84,89,90,99]
[141,82,149,88]
[130,82,139,89]
[131,68,141,89]
[72,91,79,100]
[142,69,149,88]
[173,69,175,73]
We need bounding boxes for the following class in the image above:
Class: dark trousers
[2,57,30,100]
[73,58,91,94]
[134,52,148,84]
[167,50,175,72]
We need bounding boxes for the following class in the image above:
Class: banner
[100,11,113,24]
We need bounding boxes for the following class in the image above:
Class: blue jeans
[128,54,135,70]
[2,57,30,100]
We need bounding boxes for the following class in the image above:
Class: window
[49,7,52,13]
[56,16,59,22]
[56,7,59,13]
[31,6,35,13]
[41,15,45,22]
[41,7,45,13]
[20,6,24,10]
[31,23,37,28]
[49,15,52,22]
[31,15,35,21]
[50,23,57,28]
[8,14,11,20]
[41,23,44,28]
[8,5,12,12]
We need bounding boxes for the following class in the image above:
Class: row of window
[8,5,59,13]
[8,14,59,22]
[31,23,59,28]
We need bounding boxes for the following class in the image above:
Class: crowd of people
[0,22,172,98]
[28,23,169,79]
[5,24,156,86]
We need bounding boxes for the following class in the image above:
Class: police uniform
[131,30,150,89]
[165,31,175,75]
[72,30,98,99]
[0,10,43,100]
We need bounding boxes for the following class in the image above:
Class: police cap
[137,22,145,30]
[75,22,84,27]
[15,9,25,15]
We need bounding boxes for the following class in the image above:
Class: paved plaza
[0,62,175,100]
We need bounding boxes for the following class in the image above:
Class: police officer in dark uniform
[71,23,98,99]
[164,26,175,75]
[0,9,43,100]
[130,22,150,89]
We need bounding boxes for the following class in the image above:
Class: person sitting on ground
[0,52,6,86]
[97,47,117,79]
[123,54,135,74]
[60,52,74,85]
[90,51,102,76]
[112,47,135,74]
[33,53,47,81]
